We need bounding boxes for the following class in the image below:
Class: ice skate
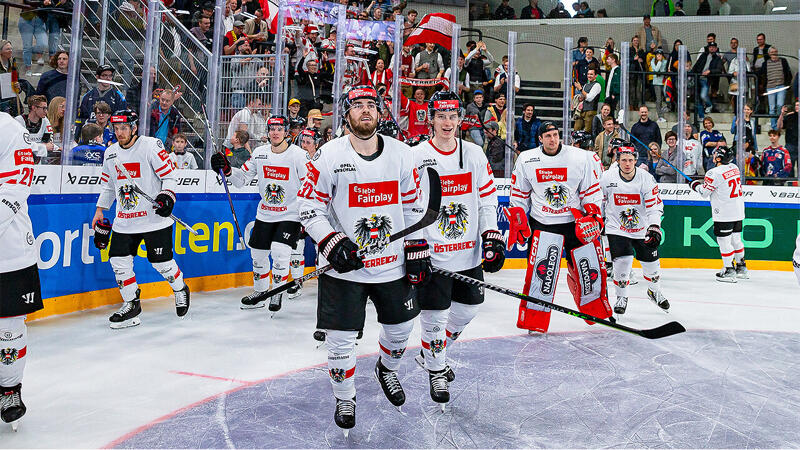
[268,292,283,315]
[614,296,628,315]
[1,384,25,431]
[374,359,405,410]
[715,267,738,283]
[174,284,190,317]
[286,284,302,299]
[647,289,670,311]
[414,350,455,382]
[428,369,450,410]
[334,396,355,436]
[735,260,749,279]
[109,289,142,329]
[240,291,269,309]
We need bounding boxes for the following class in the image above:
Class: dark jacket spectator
[575,52,600,85]
[295,57,331,114]
[697,0,711,15]
[494,0,516,19]
[515,110,541,151]
[78,86,127,124]
[630,109,661,163]
[757,55,793,87]
[520,0,543,18]
[35,52,69,102]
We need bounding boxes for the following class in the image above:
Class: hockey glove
[503,206,532,247]
[93,218,112,250]
[481,230,506,273]
[689,180,702,192]
[643,224,662,249]
[404,239,432,285]
[153,190,176,217]
[211,152,232,176]
[571,204,603,244]
[319,232,364,273]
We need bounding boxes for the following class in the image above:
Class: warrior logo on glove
[354,214,392,255]
[118,184,139,210]
[619,208,641,230]
[544,184,569,209]
[437,202,469,239]
[265,183,286,205]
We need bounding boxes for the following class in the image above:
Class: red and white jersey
[510,144,602,225]
[0,113,37,272]
[229,144,308,223]
[601,168,663,239]
[298,135,424,283]
[407,101,429,137]
[695,163,745,222]
[97,136,177,234]
[414,139,498,271]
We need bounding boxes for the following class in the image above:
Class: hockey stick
[257,167,442,299]
[432,267,686,339]
[618,123,694,183]
[109,155,200,235]
[201,105,247,249]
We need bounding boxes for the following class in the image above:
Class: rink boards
[24,166,799,320]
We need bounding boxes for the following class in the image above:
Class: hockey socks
[731,232,745,264]
[110,256,139,301]
[152,260,185,291]
[378,320,412,371]
[251,248,271,292]
[446,302,479,348]
[0,317,26,387]
[420,309,448,372]
[716,235,736,268]
[290,239,305,282]
[612,256,634,299]
[325,330,358,401]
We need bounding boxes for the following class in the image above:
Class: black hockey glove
[643,224,662,249]
[153,190,176,217]
[481,230,506,273]
[689,180,702,192]
[94,218,112,250]
[404,239,432,285]
[211,152,232,176]
[319,232,364,273]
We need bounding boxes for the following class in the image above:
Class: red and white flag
[403,13,456,49]
[260,0,294,34]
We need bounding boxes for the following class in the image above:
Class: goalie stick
[109,155,200,236]
[202,105,246,249]
[432,267,686,339]
[257,167,442,299]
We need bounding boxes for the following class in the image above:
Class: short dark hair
[707,32,716,39]
[234,129,250,144]
[27,94,47,107]
[94,101,112,114]
[757,33,766,39]
[578,37,588,44]
[768,129,781,136]
[523,102,535,111]
[407,8,417,14]
[665,130,678,141]
[80,123,103,144]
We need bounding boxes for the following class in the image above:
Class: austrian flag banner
[403,13,456,49]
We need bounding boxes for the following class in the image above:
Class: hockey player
[0,112,44,430]
[412,90,503,407]
[600,142,668,315]
[507,122,612,333]
[211,115,308,312]
[287,128,321,300]
[91,109,190,329]
[297,85,431,433]
[690,145,747,282]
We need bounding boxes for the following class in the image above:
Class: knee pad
[0,316,27,387]
[270,242,293,271]
[325,330,358,400]
[379,319,414,370]
[151,260,184,290]
[110,256,138,301]
[446,302,480,347]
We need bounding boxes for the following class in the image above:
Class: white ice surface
[1,268,798,448]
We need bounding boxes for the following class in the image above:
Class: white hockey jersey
[97,136,177,234]
[601,167,663,239]
[694,163,745,222]
[299,135,425,283]
[171,152,198,170]
[0,113,37,272]
[510,144,602,225]
[14,114,51,158]
[682,139,702,176]
[229,143,307,223]
[413,139,498,271]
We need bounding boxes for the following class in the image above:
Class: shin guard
[518,230,564,333]
[378,320,414,371]
[0,316,26,387]
[251,248,271,292]
[110,256,138,301]
[325,330,358,400]
[290,238,305,281]
[567,239,612,324]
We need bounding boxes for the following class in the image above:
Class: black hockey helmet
[110,109,138,127]
[377,118,401,139]
[427,90,462,121]
[96,63,116,76]
[299,128,319,144]
[404,134,429,147]
[615,141,637,157]
[713,145,735,164]
[609,137,627,151]
[538,121,559,138]
[570,130,593,150]
[339,85,382,119]
[267,115,290,132]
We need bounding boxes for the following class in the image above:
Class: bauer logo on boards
[535,167,567,183]
[263,165,290,181]
[349,181,399,207]
[613,193,641,206]
[440,173,472,196]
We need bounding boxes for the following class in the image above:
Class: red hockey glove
[404,239,432,285]
[571,204,603,244]
[93,218,112,250]
[503,206,531,247]
[643,224,662,249]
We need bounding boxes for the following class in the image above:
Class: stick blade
[640,321,686,339]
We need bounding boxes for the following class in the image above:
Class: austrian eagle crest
[437,202,469,240]
[118,184,139,210]
[265,183,286,205]
[354,214,392,255]
[329,368,346,383]
[0,348,18,365]
[619,208,640,229]
[543,184,568,209]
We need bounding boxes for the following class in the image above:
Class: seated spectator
[71,123,106,166]
[484,121,505,175]
[594,115,619,169]
[149,88,183,148]
[630,105,661,165]
[671,110,698,137]
[731,103,757,154]
[647,142,662,180]
[515,103,540,152]
[699,117,727,170]
[655,131,679,182]
[226,129,251,168]
[47,96,65,151]
[520,0,543,19]
[595,8,607,17]
[681,123,703,176]
[777,101,798,173]
[190,14,214,52]
[224,20,249,55]
[244,9,270,52]
[465,89,488,146]
[91,101,117,147]
[547,3,571,18]
[691,42,724,118]
[78,64,128,131]
[591,103,612,139]
[171,133,199,169]
[287,99,306,127]
[307,109,323,134]
[575,1,593,17]
[761,129,792,181]
[758,47,792,130]
[321,125,334,144]
[494,0,516,19]
[15,95,53,160]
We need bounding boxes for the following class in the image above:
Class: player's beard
[349,112,378,138]
[118,133,138,149]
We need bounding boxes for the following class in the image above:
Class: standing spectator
[572,37,588,66]
[697,0,711,15]
[111,1,145,86]
[493,60,520,99]
[731,103,757,154]
[365,58,392,89]
[594,115,620,168]
[604,53,621,112]
[667,39,690,72]
[727,47,750,111]
[494,0,516,19]
[650,49,668,121]
[591,103,612,139]
[673,0,686,15]
[0,41,23,116]
[465,89,488,146]
[655,131,679,182]
[190,15,214,52]
[464,41,495,103]
[722,37,741,67]
[70,123,106,166]
[758,47,792,130]
[520,0,543,18]
[681,123,703,176]
[630,105,661,164]
[244,9,270,52]
[646,142,662,178]
[671,109,698,136]
[484,121,505,175]
[35,51,68,102]
[296,55,328,115]
[514,103,540,152]
[575,47,600,85]
[225,95,264,147]
[15,95,52,160]
[718,0,731,15]
[17,2,46,76]
[406,87,430,138]
[191,2,215,30]
[485,91,507,139]
[763,0,775,14]
[699,117,727,170]
[752,33,771,105]
[78,65,128,128]
[148,89,183,149]
[636,15,663,51]
[390,45,415,99]
[414,43,444,82]
[691,41,724,117]
[91,101,117,147]
[761,130,793,181]
[777,101,799,173]
[403,9,418,39]
[601,38,617,71]
[443,53,471,101]
[42,0,68,62]
[170,134,199,169]
[573,68,601,133]
[629,36,646,110]
[226,129,251,168]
